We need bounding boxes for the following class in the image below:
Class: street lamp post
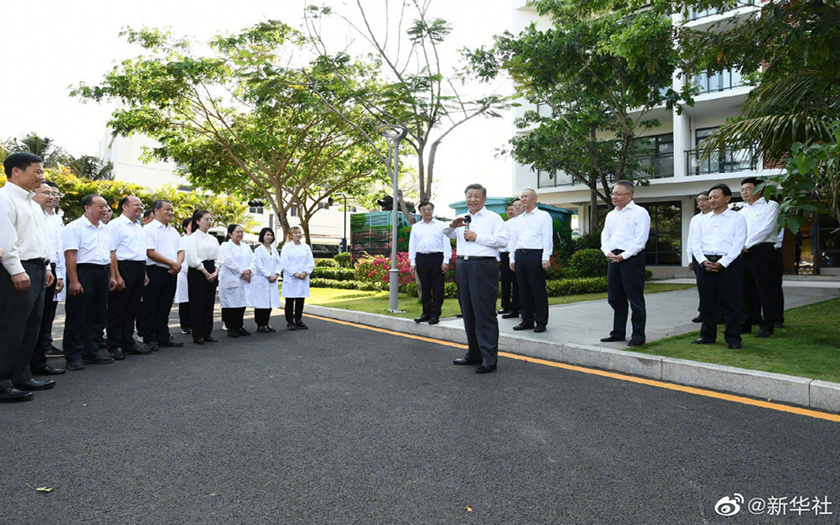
[334,192,347,253]
[377,124,408,313]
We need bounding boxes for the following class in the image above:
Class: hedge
[309,278,383,291]
[310,267,355,281]
[315,259,338,268]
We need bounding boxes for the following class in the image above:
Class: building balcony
[688,0,760,21]
[692,68,751,95]
[685,147,756,177]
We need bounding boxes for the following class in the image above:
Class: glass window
[641,201,682,265]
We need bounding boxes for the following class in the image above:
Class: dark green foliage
[315,259,338,268]
[546,277,609,296]
[334,252,353,268]
[310,267,355,281]
[568,248,609,278]
[573,230,603,252]
[310,278,382,291]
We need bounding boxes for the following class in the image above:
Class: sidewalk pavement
[304,278,840,414]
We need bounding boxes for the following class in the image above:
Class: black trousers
[179,302,191,331]
[515,249,548,327]
[142,265,177,344]
[0,261,46,388]
[698,256,744,345]
[107,260,145,350]
[64,264,110,364]
[188,262,217,341]
[222,307,246,331]
[607,252,646,341]
[416,252,445,317]
[456,257,499,367]
[285,298,305,323]
[32,263,58,370]
[499,251,520,313]
[743,243,784,331]
[255,308,272,327]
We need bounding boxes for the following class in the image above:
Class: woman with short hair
[184,210,221,344]
[219,224,253,338]
[249,227,282,333]
[280,226,315,330]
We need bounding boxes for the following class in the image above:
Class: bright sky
[0,0,514,210]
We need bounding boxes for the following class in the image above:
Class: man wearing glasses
[599,181,651,347]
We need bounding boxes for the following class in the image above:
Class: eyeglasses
[611,192,631,197]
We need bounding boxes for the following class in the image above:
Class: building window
[633,133,674,179]
[249,207,264,214]
[686,127,756,176]
[689,0,758,21]
[692,67,748,94]
[640,201,682,266]
[290,206,298,217]
[536,169,576,188]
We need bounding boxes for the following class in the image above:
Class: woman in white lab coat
[248,227,281,333]
[280,226,315,330]
[185,210,221,344]
[219,224,253,338]
[174,217,192,334]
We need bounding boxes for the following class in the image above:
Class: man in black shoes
[509,189,552,333]
[408,201,451,326]
[498,201,520,319]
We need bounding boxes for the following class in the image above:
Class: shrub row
[310,278,383,291]
[315,259,338,268]
[310,267,355,281]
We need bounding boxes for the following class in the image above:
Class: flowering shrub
[354,251,414,285]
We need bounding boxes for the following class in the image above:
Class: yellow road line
[305,313,840,423]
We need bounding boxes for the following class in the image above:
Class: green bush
[316,259,338,268]
[573,230,602,252]
[401,282,418,297]
[309,278,383,291]
[310,267,355,281]
[568,248,608,278]
[644,269,653,281]
[334,252,353,268]
[545,277,608,296]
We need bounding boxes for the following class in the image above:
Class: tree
[304,0,509,216]
[73,21,387,243]
[64,155,114,181]
[6,132,67,167]
[472,0,691,232]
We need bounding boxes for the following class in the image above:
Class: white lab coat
[174,234,190,304]
[248,244,282,308]
[280,242,314,298]
[219,241,254,308]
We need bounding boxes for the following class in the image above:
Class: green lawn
[637,297,840,383]
[308,282,694,320]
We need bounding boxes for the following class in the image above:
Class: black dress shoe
[146,341,160,352]
[475,364,497,374]
[453,357,481,366]
[193,338,205,345]
[66,362,85,371]
[691,337,715,345]
[428,317,440,325]
[82,355,114,365]
[728,342,743,349]
[236,327,251,336]
[205,337,218,343]
[513,322,535,331]
[45,345,63,357]
[126,346,151,355]
[31,365,65,375]
[160,338,184,347]
[600,335,625,342]
[691,316,702,323]
[501,312,520,319]
[455,313,463,318]
[266,326,276,333]
[16,378,56,391]
[0,387,33,403]
[287,323,297,331]
[414,314,431,323]
[110,347,126,361]
[497,309,510,315]
[755,329,773,338]
[227,330,240,338]
[627,339,645,347]
[534,325,547,333]
[774,321,785,329]
[295,321,309,330]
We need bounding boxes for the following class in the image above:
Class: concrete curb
[305,304,840,414]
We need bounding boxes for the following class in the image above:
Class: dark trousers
[188,263,217,341]
[32,264,58,370]
[456,258,499,367]
[698,256,744,345]
[692,256,702,313]
[255,308,272,327]
[179,303,191,331]
[743,243,784,331]
[63,264,110,364]
[499,252,520,313]
[416,252,445,317]
[515,249,548,327]
[107,260,145,350]
[222,307,246,331]
[776,248,785,323]
[142,265,177,344]
[0,262,46,388]
[607,252,646,342]
[285,298,305,324]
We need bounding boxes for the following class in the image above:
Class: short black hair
[464,183,486,196]
[81,194,100,209]
[613,180,635,194]
[512,198,521,203]
[698,191,709,197]
[44,180,59,189]
[118,196,131,209]
[143,209,154,220]
[741,177,763,187]
[181,217,192,230]
[225,223,241,242]
[417,201,434,210]
[3,152,43,177]
[190,210,210,232]
[152,199,172,211]
[258,227,275,244]
[709,183,732,198]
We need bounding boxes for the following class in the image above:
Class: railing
[692,68,749,95]
[688,0,759,21]
[685,147,756,176]
[633,151,675,180]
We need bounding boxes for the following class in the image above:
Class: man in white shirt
[408,201,451,325]
[142,199,183,352]
[62,194,115,369]
[106,195,152,359]
[686,191,711,323]
[600,181,651,347]
[0,153,56,401]
[443,183,508,374]
[691,184,748,349]
[739,177,784,337]
[30,181,65,376]
[498,200,521,319]
[509,189,553,332]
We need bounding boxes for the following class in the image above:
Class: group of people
[0,152,314,403]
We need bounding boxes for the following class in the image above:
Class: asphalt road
[2,315,838,524]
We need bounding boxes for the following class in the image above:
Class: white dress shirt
[691,209,747,268]
[62,215,111,265]
[108,213,148,261]
[408,219,453,265]
[144,219,181,268]
[185,229,221,269]
[686,211,710,262]
[442,207,508,259]
[740,198,781,249]
[510,207,553,263]
[0,182,49,275]
[600,201,651,259]
[500,216,518,254]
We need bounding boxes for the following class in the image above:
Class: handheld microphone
[463,215,471,241]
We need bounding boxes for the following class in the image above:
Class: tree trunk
[589,178,599,233]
